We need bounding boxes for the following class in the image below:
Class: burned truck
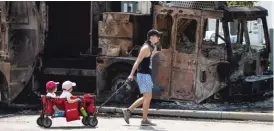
[0,2,47,105]
[95,3,273,103]
[0,1,272,105]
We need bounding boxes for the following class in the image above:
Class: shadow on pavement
[123,125,167,131]
[46,126,97,130]
[139,126,166,131]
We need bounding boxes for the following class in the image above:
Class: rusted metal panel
[154,4,224,19]
[98,38,132,56]
[194,14,229,103]
[102,12,134,23]
[177,8,202,17]
[153,5,176,16]
[201,10,223,19]
[98,21,133,38]
[151,49,172,98]
[98,12,141,57]
[169,16,200,101]
[195,43,228,103]
[153,5,202,17]
[152,7,174,99]
[170,53,197,101]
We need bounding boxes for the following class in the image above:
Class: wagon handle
[95,80,130,115]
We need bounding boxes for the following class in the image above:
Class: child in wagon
[45,81,64,116]
[59,80,80,103]
[46,81,59,98]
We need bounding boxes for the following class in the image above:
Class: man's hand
[128,75,134,81]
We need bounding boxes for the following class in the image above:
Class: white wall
[256,1,274,29]
[255,1,274,52]
[121,1,151,14]
[207,2,273,46]
[137,1,151,14]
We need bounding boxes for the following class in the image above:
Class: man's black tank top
[137,42,153,74]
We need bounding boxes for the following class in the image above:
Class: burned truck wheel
[111,73,139,104]
[0,73,8,105]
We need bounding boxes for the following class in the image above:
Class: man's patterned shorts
[136,73,153,94]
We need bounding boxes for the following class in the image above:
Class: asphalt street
[0,115,272,131]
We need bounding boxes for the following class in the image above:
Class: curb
[96,106,273,122]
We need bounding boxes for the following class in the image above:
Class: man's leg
[141,92,156,126]
[140,74,156,126]
[123,97,144,124]
[142,92,152,120]
[128,97,144,111]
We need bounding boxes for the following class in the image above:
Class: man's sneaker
[122,109,131,124]
[141,120,156,126]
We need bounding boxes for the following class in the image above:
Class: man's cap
[147,29,163,38]
[62,80,76,90]
[46,81,59,90]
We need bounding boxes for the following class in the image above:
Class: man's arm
[129,45,150,77]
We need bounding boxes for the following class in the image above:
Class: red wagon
[36,94,98,128]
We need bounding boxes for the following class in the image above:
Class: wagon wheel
[36,116,44,127]
[42,117,52,128]
[82,117,89,126]
[88,117,98,127]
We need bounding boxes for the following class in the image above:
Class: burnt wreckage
[148,2,273,103]
[0,1,272,105]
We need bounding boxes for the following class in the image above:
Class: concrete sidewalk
[97,106,273,122]
[0,115,272,131]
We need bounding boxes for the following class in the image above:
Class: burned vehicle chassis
[96,5,273,103]
[219,6,273,102]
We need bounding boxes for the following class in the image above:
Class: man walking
[122,29,162,126]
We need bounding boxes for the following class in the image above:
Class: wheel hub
[113,79,130,91]
[112,79,131,102]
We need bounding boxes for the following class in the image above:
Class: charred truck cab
[96,2,273,103]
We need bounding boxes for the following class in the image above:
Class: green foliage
[226,1,257,7]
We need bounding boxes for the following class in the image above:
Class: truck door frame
[168,13,201,101]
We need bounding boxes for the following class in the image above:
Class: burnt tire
[111,73,139,104]
[88,117,98,127]
[42,117,52,128]
[82,117,89,126]
[36,116,44,127]
[0,74,8,105]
